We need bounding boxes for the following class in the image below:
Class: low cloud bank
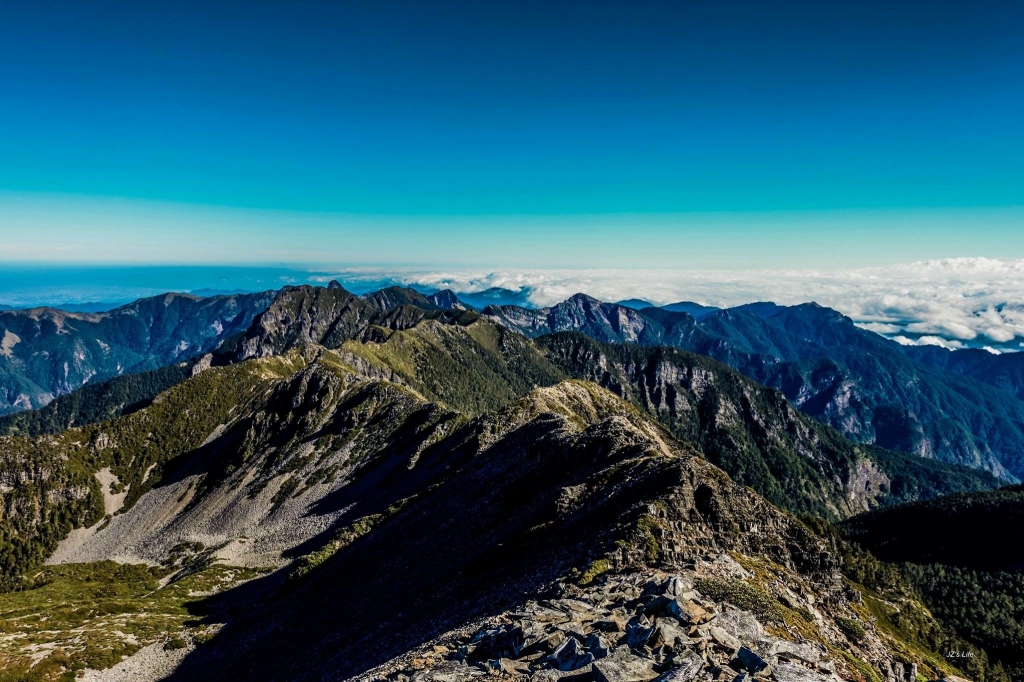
[316,257,1024,351]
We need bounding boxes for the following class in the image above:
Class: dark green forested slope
[0,363,191,437]
[841,486,1024,680]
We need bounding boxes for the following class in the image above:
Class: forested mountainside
[0,363,193,437]
[484,294,1024,480]
[904,345,1024,402]
[840,485,1024,680]
[0,291,276,415]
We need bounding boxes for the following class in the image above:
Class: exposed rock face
[348,553,915,682]
[232,285,478,361]
[0,291,275,415]
[485,294,1024,480]
[538,333,996,519]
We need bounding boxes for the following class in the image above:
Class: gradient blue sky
[1,0,1022,267]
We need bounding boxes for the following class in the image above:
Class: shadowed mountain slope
[484,294,1024,479]
[163,380,990,682]
[537,332,999,519]
[0,290,275,415]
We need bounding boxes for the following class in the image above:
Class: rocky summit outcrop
[232,284,477,361]
[360,561,901,682]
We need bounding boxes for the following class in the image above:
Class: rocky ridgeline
[360,556,916,682]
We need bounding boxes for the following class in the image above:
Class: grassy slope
[340,319,565,415]
[0,353,306,584]
[0,561,268,682]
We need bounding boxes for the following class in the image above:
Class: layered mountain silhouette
[484,294,1024,480]
[0,284,1007,675]
[0,282,1014,681]
[0,291,276,415]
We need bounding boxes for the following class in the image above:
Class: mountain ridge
[0,290,276,415]
[0,285,1010,681]
[484,292,1024,480]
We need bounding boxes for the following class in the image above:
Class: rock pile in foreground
[358,556,892,682]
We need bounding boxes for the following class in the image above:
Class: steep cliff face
[484,295,1024,480]
[232,284,478,361]
[0,291,275,415]
[537,333,999,519]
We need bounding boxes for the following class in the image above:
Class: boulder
[550,636,595,672]
[594,615,628,633]
[769,641,820,665]
[736,647,768,674]
[707,611,766,645]
[586,633,611,660]
[626,616,656,649]
[665,577,694,598]
[644,596,679,619]
[708,627,741,652]
[650,619,689,649]
[657,651,704,682]
[772,663,832,682]
[669,600,709,625]
[470,624,525,660]
[593,646,659,682]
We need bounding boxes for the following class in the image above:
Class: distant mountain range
[0,281,1006,681]
[0,291,275,414]
[6,285,1024,485]
[484,294,1024,480]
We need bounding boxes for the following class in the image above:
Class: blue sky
[1,0,1022,267]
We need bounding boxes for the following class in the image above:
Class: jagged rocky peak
[233,283,372,360]
[429,289,466,310]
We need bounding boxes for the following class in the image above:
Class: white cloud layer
[316,257,1024,350]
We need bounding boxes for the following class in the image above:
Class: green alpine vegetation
[0,363,192,437]
[0,560,267,682]
[839,485,1024,681]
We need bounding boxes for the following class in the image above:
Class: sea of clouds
[315,257,1024,352]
